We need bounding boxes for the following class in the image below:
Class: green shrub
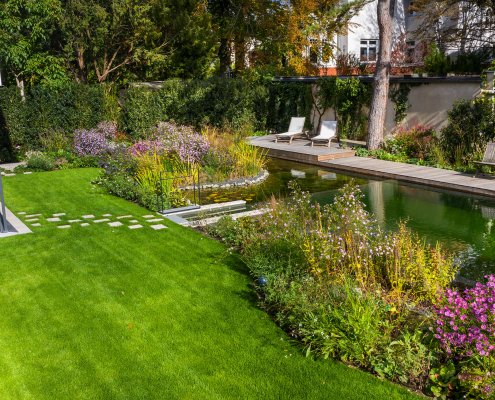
[384,125,436,160]
[424,44,450,76]
[374,330,436,390]
[25,151,55,171]
[440,98,495,166]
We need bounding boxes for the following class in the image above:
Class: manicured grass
[0,169,420,399]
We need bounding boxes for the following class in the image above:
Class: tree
[412,0,495,55]
[0,0,66,97]
[367,0,396,150]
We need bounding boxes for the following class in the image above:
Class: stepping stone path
[150,224,167,230]
[108,221,123,227]
[16,211,169,233]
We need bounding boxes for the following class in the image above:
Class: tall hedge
[121,78,271,138]
[0,83,119,160]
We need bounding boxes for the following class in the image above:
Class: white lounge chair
[311,120,337,147]
[275,117,306,144]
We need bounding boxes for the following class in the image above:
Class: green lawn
[0,169,419,399]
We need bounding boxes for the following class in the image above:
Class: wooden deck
[248,135,495,198]
[321,157,495,198]
[248,135,355,162]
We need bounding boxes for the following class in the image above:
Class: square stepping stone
[150,224,167,230]
[108,221,123,227]
[80,223,90,227]
[129,220,139,223]
[68,219,81,223]
[57,225,71,229]
[31,223,41,227]
[116,215,133,219]
[23,172,33,175]
[94,218,110,223]
[103,213,112,217]
[18,212,26,215]
[26,214,41,218]
[25,218,39,222]
[47,217,61,222]
[128,224,143,230]
[142,215,155,219]
[146,218,164,223]
[4,173,15,177]
[82,215,95,219]
[53,213,66,217]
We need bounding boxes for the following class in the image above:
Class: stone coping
[183,169,269,190]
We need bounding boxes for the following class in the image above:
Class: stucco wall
[384,81,481,135]
[307,78,482,136]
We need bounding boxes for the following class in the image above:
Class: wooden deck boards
[248,135,355,162]
[322,157,495,197]
[249,134,495,197]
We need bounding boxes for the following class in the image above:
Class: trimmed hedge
[121,78,317,138]
[0,83,119,160]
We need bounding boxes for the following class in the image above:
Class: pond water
[201,158,495,281]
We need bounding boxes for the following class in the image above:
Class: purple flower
[432,275,495,358]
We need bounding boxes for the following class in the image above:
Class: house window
[406,40,416,61]
[360,39,378,62]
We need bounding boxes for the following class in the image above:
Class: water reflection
[199,158,495,280]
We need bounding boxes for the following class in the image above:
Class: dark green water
[201,158,495,281]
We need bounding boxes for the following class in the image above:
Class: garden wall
[296,76,483,136]
[384,77,482,135]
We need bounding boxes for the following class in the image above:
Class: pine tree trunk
[218,38,231,76]
[367,0,396,150]
[234,36,246,74]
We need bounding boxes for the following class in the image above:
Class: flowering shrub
[129,139,164,156]
[96,121,118,140]
[73,129,109,156]
[154,122,209,163]
[433,275,495,358]
[384,125,436,160]
[72,121,120,157]
[238,183,455,304]
[210,184,457,393]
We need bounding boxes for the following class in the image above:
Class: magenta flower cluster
[433,275,495,357]
[154,122,210,163]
